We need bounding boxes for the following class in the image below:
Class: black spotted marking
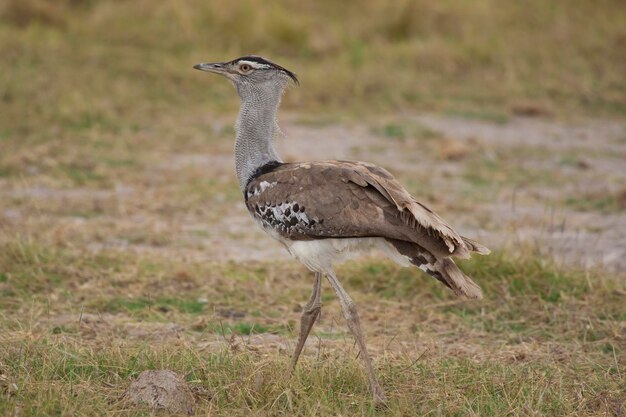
[251,200,322,239]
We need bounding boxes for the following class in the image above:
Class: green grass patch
[461,149,563,199]
[372,121,443,142]
[202,321,270,335]
[98,295,211,316]
[379,123,406,139]
[565,194,623,213]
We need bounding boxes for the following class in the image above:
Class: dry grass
[1,1,626,415]
[1,0,625,135]
[1,242,624,416]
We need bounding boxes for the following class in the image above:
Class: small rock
[0,373,18,397]
[128,370,195,415]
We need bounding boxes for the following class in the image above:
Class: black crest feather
[231,55,299,85]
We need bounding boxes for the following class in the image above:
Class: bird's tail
[385,238,484,299]
[425,258,483,299]
[461,236,491,255]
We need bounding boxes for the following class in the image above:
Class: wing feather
[246,160,486,258]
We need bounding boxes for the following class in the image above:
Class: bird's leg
[290,272,322,371]
[325,271,387,406]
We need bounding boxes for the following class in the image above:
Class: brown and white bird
[194,56,490,405]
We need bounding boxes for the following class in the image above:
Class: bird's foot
[288,362,297,377]
[371,385,388,408]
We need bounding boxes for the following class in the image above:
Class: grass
[1,1,625,415]
[1,242,624,416]
[444,109,511,124]
[460,150,559,204]
[372,120,443,142]
[1,342,622,416]
[564,193,625,214]
[1,0,625,143]
[104,296,207,315]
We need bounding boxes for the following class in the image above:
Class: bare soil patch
[3,113,623,273]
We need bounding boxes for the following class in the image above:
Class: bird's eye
[240,64,252,72]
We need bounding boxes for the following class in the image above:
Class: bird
[193,55,490,405]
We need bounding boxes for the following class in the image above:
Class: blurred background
[1,0,624,264]
[2,0,625,122]
[1,1,625,414]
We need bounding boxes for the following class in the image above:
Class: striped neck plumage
[234,82,284,191]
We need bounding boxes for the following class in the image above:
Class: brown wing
[245,160,479,258]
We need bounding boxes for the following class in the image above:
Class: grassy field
[1,0,625,129]
[1,0,626,416]
[1,243,624,416]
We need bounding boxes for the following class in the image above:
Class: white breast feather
[285,238,412,274]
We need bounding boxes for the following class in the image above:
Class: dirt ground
[2,113,624,273]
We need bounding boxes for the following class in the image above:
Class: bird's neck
[234,83,284,191]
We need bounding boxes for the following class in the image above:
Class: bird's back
[244,160,488,259]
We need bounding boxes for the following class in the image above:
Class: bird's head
[193,56,299,96]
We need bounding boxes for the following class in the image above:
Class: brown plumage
[245,160,489,298]
[194,55,490,405]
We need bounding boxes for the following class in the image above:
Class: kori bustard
[194,56,490,405]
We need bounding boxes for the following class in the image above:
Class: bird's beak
[193,62,228,75]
